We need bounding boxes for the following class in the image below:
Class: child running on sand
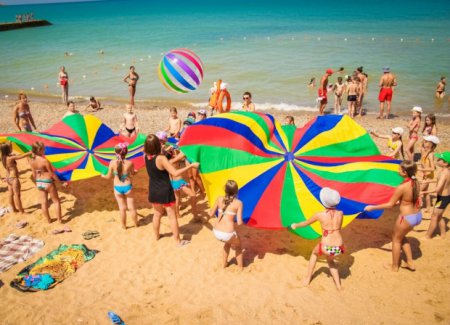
[405,106,422,161]
[418,135,439,212]
[164,107,182,138]
[156,131,197,221]
[209,180,244,269]
[0,142,32,213]
[291,187,344,290]
[120,104,139,137]
[365,160,422,272]
[421,152,450,239]
[102,143,137,229]
[370,127,404,159]
[30,142,62,223]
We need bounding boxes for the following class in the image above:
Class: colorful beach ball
[158,48,204,94]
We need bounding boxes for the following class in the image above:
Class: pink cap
[326,69,334,75]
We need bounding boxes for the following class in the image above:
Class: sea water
[0,0,449,114]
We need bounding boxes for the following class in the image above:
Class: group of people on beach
[314,66,447,119]
[2,62,449,291]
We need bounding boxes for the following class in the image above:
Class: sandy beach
[0,97,449,325]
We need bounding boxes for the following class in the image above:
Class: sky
[1,0,99,5]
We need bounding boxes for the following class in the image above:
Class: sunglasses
[243,97,250,100]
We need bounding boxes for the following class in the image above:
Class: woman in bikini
[120,104,139,137]
[59,66,69,105]
[123,66,139,106]
[0,142,32,213]
[291,187,344,290]
[405,106,422,161]
[365,160,422,272]
[13,95,36,132]
[102,143,137,229]
[435,77,445,99]
[422,113,437,136]
[30,141,62,223]
[209,180,244,269]
[144,134,199,246]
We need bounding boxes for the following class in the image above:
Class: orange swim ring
[209,79,231,113]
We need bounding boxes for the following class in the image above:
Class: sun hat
[319,187,341,208]
[383,66,390,72]
[155,131,168,141]
[392,127,404,135]
[198,109,207,115]
[435,152,450,164]
[326,68,333,75]
[411,106,423,113]
[423,135,440,144]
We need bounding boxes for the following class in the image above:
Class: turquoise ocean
[0,0,449,114]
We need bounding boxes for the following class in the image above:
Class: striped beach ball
[158,48,204,94]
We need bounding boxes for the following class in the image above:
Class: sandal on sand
[177,239,190,247]
[107,311,124,325]
[52,227,72,235]
[82,230,100,240]
[15,220,28,229]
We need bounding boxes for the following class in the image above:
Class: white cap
[412,106,423,113]
[423,135,440,144]
[198,109,207,115]
[319,187,341,208]
[155,131,167,141]
[392,127,404,135]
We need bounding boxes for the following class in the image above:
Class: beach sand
[0,97,449,325]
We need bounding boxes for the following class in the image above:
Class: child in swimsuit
[333,77,345,114]
[209,180,244,269]
[13,95,37,132]
[418,135,439,212]
[86,96,102,112]
[422,114,437,136]
[370,127,404,159]
[156,131,198,221]
[421,151,450,239]
[0,142,32,213]
[30,141,62,223]
[365,160,422,272]
[405,106,422,161]
[291,187,344,290]
[120,104,139,137]
[164,107,182,138]
[102,143,137,229]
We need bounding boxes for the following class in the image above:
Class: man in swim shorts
[378,67,397,119]
[318,69,333,115]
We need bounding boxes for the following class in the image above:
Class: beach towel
[0,234,45,273]
[10,244,96,292]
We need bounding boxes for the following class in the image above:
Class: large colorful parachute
[179,112,403,239]
[1,114,146,181]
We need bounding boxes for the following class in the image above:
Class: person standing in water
[378,67,397,119]
[59,66,69,105]
[435,77,446,99]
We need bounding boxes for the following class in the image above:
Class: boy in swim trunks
[291,187,344,290]
[120,104,139,137]
[165,107,182,138]
[421,151,450,239]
